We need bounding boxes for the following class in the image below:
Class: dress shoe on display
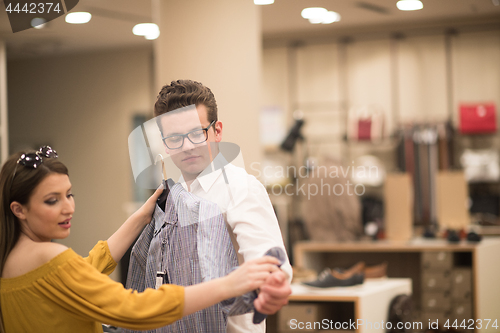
[333,261,365,278]
[364,261,388,278]
[302,268,364,288]
[334,261,388,279]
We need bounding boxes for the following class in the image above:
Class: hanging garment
[437,123,449,170]
[125,181,250,333]
[396,126,415,174]
[428,134,438,226]
[178,153,292,333]
[396,129,406,172]
[419,134,431,225]
[413,126,439,228]
[404,126,415,176]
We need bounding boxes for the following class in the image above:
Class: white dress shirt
[179,153,293,333]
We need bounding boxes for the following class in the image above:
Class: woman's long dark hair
[0,150,68,332]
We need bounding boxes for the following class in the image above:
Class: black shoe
[447,230,460,243]
[467,231,482,242]
[302,268,364,288]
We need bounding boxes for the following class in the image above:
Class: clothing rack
[396,122,455,228]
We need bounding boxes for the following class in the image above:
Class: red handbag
[357,119,372,140]
[348,105,385,141]
[459,103,497,134]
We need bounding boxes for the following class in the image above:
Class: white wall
[262,30,500,163]
[154,0,262,174]
[8,47,153,280]
[453,31,500,126]
[398,35,448,123]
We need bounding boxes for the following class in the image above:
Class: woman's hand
[107,186,164,262]
[222,256,280,299]
[182,256,280,316]
[135,186,164,226]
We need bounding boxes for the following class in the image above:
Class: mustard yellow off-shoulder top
[0,241,184,332]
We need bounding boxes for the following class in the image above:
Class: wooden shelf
[270,279,412,333]
[293,238,500,262]
[291,237,500,333]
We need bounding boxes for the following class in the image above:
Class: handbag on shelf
[348,105,385,142]
[459,103,497,134]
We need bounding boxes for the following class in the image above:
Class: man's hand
[253,270,292,314]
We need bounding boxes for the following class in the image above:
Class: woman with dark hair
[0,147,280,333]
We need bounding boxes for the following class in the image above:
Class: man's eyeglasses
[162,121,216,149]
[11,146,58,185]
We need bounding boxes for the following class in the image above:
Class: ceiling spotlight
[65,12,92,24]
[254,0,274,4]
[145,31,160,40]
[301,7,327,20]
[31,17,47,29]
[308,17,323,24]
[396,0,423,11]
[301,7,340,24]
[133,23,160,40]
[321,11,341,24]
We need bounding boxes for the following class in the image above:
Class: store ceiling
[0,0,499,58]
[264,0,500,45]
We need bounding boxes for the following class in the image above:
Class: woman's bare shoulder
[37,242,70,261]
[2,241,69,278]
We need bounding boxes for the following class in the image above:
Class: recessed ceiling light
[396,0,423,11]
[301,7,341,24]
[65,12,92,24]
[308,17,323,24]
[254,0,274,4]
[321,11,341,24]
[301,7,327,20]
[145,31,160,40]
[31,18,47,29]
[133,23,160,40]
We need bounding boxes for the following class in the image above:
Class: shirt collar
[178,153,229,193]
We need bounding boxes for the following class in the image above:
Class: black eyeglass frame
[161,120,216,150]
[10,146,58,189]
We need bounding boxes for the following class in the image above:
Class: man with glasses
[128,80,292,333]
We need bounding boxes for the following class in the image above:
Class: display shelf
[290,237,500,333]
[268,279,412,333]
